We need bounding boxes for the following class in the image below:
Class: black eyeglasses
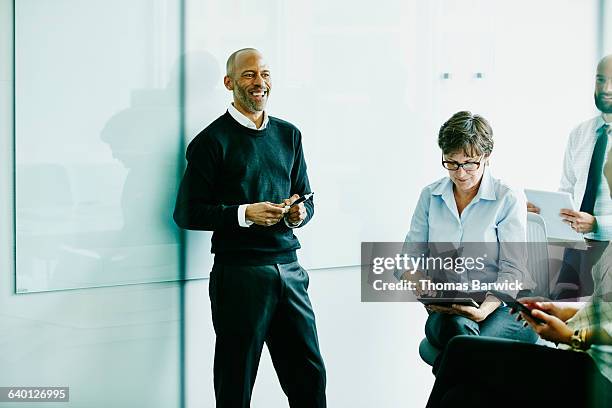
[442,155,483,171]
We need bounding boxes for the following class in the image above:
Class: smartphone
[489,290,546,325]
[288,192,314,208]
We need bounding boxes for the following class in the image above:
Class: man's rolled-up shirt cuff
[588,214,612,241]
[238,204,253,227]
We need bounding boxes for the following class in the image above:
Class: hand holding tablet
[524,189,585,242]
[418,296,480,308]
[558,208,598,234]
[417,290,484,309]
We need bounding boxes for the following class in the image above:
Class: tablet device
[524,189,585,242]
[418,297,480,308]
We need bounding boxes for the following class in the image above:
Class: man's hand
[282,194,307,225]
[527,202,540,214]
[245,202,287,226]
[520,309,573,345]
[559,208,597,233]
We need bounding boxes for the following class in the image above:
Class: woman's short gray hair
[438,111,494,157]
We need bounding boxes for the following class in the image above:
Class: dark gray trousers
[209,261,326,408]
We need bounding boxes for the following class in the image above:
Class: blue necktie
[580,123,609,214]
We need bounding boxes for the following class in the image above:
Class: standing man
[529,55,612,297]
[174,48,326,407]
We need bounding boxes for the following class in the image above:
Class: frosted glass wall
[15,0,185,292]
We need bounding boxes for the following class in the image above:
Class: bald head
[597,55,612,73]
[226,48,261,78]
[595,54,612,115]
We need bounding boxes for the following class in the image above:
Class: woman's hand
[401,270,436,297]
[517,297,580,322]
[425,304,488,323]
[426,296,500,323]
[425,304,454,314]
[450,304,489,322]
[520,309,574,345]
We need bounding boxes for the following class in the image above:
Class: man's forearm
[174,200,239,231]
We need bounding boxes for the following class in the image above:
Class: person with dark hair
[173,48,326,408]
[396,111,537,371]
[528,55,612,299]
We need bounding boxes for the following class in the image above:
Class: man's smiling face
[229,50,271,114]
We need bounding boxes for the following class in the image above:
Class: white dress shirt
[560,115,612,240]
[227,103,302,229]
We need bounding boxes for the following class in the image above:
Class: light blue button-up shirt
[397,167,534,292]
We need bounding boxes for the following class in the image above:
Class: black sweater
[173,111,314,265]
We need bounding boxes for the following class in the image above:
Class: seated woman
[398,111,537,366]
[426,150,612,408]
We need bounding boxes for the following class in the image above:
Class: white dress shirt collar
[228,103,269,130]
[432,165,497,203]
[596,114,606,129]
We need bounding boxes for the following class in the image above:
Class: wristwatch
[570,329,588,350]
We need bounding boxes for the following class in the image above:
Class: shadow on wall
[17,51,225,292]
